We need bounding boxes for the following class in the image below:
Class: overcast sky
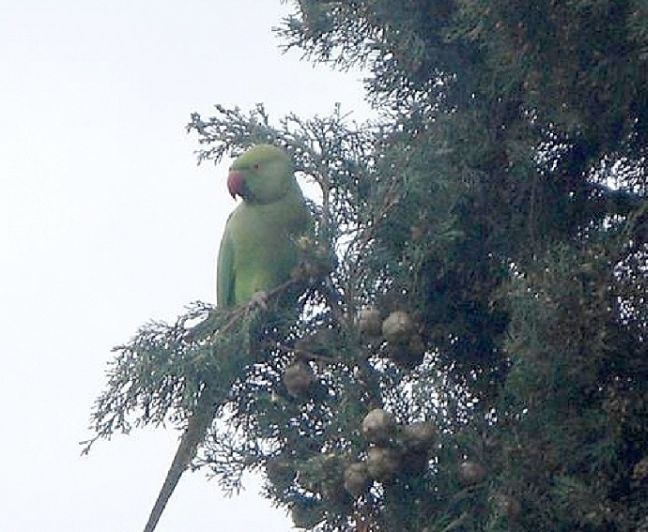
[0,2,371,530]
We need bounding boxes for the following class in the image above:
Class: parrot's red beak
[227,170,245,199]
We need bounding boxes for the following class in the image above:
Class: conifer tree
[87,1,648,530]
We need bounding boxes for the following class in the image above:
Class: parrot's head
[227,144,295,204]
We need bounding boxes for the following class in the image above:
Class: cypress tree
[87,2,648,530]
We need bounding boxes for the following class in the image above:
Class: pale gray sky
[0,2,370,530]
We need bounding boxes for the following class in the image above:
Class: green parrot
[143,144,312,532]
[217,144,312,306]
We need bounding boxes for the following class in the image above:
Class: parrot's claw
[249,291,269,311]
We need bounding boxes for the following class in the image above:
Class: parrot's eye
[253,163,260,171]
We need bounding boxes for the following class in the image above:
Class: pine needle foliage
[87,1,648,530]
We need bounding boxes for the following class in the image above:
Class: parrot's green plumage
[218,144,312,306]
[143,145,311,532]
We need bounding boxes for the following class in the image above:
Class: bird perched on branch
[143,144,312,532]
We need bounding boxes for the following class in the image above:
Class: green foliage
[499,242,648,529]
[83,302,262,451]
[87,1,648,530]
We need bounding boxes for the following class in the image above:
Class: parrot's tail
[142,390,214,532]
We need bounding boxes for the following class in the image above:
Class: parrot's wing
[217,218,235,308]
